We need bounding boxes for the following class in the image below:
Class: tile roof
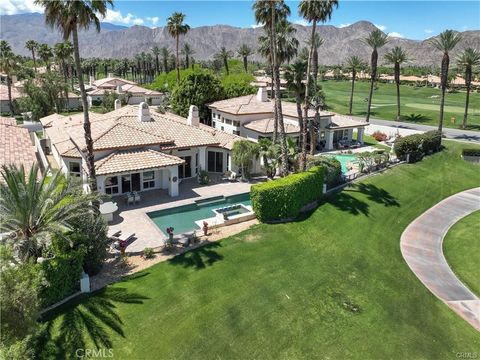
[326,115,368,129]
[92,77,137,88]
[0,84,23,101]
[95,149,184,175]
[0,116,16,126]
[243,118,300,134]
[0,122,37,172]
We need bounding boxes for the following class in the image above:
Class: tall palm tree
[299,0,338,168]
[166,12,190,84]
[160,47,170,73]
[38,43,53,71]
[344,55,366,115]
[253,0,291,175]
[36,0,113,193]
[364,29,388,122]
[0,45,18,113]
[237,44,253,72]
[456,48,480,129]
[181,43,194,69]
[430,30,462,132]
[54,41,74,111]
[151,46,160,75]
[25,40,39,73]
[384,46,409,121]
[216,47,233,74]
[306,33,324,83]
[0,165,98,262]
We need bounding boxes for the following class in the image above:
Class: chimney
[89,75,94,86]
[187,105,200,127]
[11,75,18,84]
[138,102,150,122]
[107,72,113,78]
[114,99,122,111]
[256,87,268,102]
[116,84,123,93]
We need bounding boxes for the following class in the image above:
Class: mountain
[1,13,479,66]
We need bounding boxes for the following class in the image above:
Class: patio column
[168,166,179,197]
[325,131,334,151]
[198,146,207,171]
[357,127,365,144]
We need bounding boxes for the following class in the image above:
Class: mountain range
[1,13,479,66]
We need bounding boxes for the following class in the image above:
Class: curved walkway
[400,187,480,331]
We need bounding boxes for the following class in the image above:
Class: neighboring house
[208,88,368,151]
[0,116,37,181]
[0,84,23,113]
[86,75,164,107]
[39,103,256,197]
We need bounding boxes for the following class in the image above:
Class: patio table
[99,201,118,223]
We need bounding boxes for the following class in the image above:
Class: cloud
[339,23,351,28]
[374,24,387,31]
[102,9,144,26]
[147,16,159,26]
[424,29,433,34]
[388,32,404,38]
[251,24,263,29]
[0,0,43,15]
[294,19,309,26]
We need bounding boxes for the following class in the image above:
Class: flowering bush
[372,131,388,142]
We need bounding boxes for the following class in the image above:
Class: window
[143,171,155,189]
[207,151,223,173]
[232,120,240,127]
[69,162,81,177]
[105,176,119,195]
[221,126,224,131]
[225,118,232,125]
[195,153,199,174]
[233,130,241,136]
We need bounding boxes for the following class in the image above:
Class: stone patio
[107,177,263,253]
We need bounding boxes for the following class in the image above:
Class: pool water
[147,193,252,235]
[325,154,358,173]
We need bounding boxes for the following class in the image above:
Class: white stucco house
[208,88,368,151]
[38,103,257,197]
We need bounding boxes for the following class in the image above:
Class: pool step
[195,195,226,207]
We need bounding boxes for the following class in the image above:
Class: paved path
[400,188,480,331]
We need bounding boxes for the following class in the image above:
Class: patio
[107,177,263,253]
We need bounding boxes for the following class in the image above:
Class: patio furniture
[126,195,134,205]
[99,201,118,223]
[134,193,141,204]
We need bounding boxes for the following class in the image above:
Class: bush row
[251,166,325,222]
[463,149,480,156]
[394,130,442,162]
[306,156,342,187]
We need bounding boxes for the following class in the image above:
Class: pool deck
[108,178,263,253]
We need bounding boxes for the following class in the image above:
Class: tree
[181,43,194,69]
[299,0,338,168]
[25,40,39,73]
[456,48,480,129]
[237,44,253,72]
[38,43,53,71]
[166,12,190,84]
[232,140,260,181]
[151,46,160,75]
[36,0,113,193]
[0,44,19,114]
[160,47,170,72]
[430,29,462,133]
[54,41,73,109]
[306,33,324,83]
[221,73,256,98]
[344,55,366,115]
[364,29,388,122]
[258,138,280,179]
[384,46,409,121]
[215,47,233,74]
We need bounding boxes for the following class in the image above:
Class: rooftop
[0,121,37,174]
[244,117,300,134]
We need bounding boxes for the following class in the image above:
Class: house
[208,88,368,151]
[0,84,23,113]
[39,102,255,197]
[86,75,164,107]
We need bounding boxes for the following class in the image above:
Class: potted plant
[166,227,174,242]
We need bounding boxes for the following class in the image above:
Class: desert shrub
[372,131,388,142]
[143,247,155,259]
[251,166,324,222]
[306,156,342,187]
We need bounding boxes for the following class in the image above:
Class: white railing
[33,132,49,170]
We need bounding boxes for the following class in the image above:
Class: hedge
[306,157,341,187]
[463,149,480,156]
[251,166,325,222]
[394,130,441,162]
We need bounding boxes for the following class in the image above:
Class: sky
[1,0,479,40]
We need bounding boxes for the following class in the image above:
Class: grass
[38,141,480,359]
[443,210,480,296]
[320,80,480,130]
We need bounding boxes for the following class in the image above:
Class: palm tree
[344,55,366,115]
[253,0,291,175]
[237,44,253,72]
[25,40,39,73]
[456,48,480,129]
[298,0,338,168]
[384,46,409,121]
[0,165,98,262]
[36,0,113,193]
[38,43,53,71]
[258,138,280,179]
[181,43,194,69]
[160,47,170,73]
[430,30,462,132]
[151,46,160,75]
[216,47,233,74]
[364,29,388,122]
[284,60,307,166]
[0,45,18,113]
[306,33,324,83]
[54,41,74,111]
[166,12,190,83]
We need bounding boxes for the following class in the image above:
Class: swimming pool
[325,154,358,173]
[147,193,252,235]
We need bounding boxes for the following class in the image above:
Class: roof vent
[187,105,200,127]
[256,87,268,102]
[138,102,150,122]
[114,99,122,111]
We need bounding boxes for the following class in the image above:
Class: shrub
[394,131,442,163]
[421,130,442,154]
[463,148,480,156]
[372,131,388,142]
[251,166,325,222]
[306,156,341,187]
[143,247,155,259]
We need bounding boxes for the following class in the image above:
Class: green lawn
[320,80,480,130]
[38,141,480,360]
[443,211,480,296]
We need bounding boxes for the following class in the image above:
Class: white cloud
[251,24,263,29]
[388,32,404,38]
[0,0,43,15]
[374,24,387,31]
[424,29,433,34]
[294,19,309,26]
[102,9,144,26]
[147,16,159,26]
[339,23,351,28]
